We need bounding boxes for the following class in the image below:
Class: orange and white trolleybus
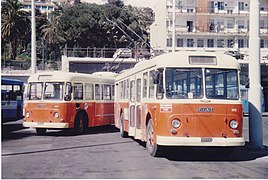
[23,71,117,135]
[114,51,245,156]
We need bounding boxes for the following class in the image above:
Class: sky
[83,0,156,9]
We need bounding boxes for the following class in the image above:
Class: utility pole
[172,0,176,52]
[31,0,37,74]
[248,0,263,149]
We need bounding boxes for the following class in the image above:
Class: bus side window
[103,84,111,100]
[95,84,103,100]
[73,83,83,100]
[64,82,72,101]
[156,69,164,99]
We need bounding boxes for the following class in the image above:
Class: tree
[1,0,30,60]
[107,0,124,8]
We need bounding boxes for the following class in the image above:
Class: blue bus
[1,78,24,123]
[240,86,265,114]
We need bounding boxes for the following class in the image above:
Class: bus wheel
[36,128,47,135]
[74,113,87,135]
[146,119,161,157]
[120,113,128,138]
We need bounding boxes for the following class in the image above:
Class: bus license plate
[201,137,213,142]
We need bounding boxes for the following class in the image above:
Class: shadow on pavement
[2,121,32,141]
[135,139,268,162]
[2,120,119,140]
[42,125,119,137]
[159,142,268,162]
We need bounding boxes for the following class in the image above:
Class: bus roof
[1,78,24,85]
[27,71,118,83]
[116,51,240,80]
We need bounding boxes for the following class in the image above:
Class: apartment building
[150,0,268,59]
[19,0,79,14]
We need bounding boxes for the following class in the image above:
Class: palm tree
[1,0,30,60]
[40,9,66,62]
[41,14,65,46]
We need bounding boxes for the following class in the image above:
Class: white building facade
[150,0,268,58]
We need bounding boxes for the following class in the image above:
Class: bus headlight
[53,112,59,118]
[229,120,238,129]
[26,112,30,118]
[171,119,181,128]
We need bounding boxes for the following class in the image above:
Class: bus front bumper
[157,136,245,147]
[23,122,69,129]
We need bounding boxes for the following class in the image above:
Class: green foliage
[1,0,30,60]
[1,0,154,63]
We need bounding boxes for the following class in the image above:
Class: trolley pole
[248,0,263,150]
[31,0,37,74]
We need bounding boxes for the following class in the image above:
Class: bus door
[115,82,120,128]
[129,77,136,136]
[135,75,142,139]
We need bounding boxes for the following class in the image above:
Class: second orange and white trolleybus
[114,51,245,156]
[23,71,117,135]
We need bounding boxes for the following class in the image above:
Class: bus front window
[205,69,239,100]
[166,68,203,99]
[44,82,64,100]
[28,83,43,100]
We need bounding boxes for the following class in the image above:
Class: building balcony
[167,26,268,37]
[167,6,268,17]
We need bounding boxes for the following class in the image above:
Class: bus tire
[146,119,161,157]
[74,112,88,135]
[36,128,47,135]
[120,113,128,138]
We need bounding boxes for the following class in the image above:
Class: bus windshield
[28,82,64,100]
[44,82,64,100]
[165,68,239,100]
[166,68,203,99]
[205,69,239,100]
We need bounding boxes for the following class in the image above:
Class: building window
[260,39,264,48]
[227,39,234,48]
[217,19,224,32]
[187,39,194,47]
[177,38,183,47]
[210,1,215,13]
[260,20,265,29]
[238,2,245,11]
[197,39,204,47]
[166,19,173,28]
[227,19,234,29]
[167,38,172,47]
[207,39,214,48]
[218,2,224,10]
[237,20,244,29]
[217,39,224,48]
[187,9,194,13]
[238,39,244,48]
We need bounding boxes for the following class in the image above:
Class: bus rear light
[53,112,59,118]
[26,112,30,118]
[171,129,177,135]
[233,130,240,135]
[229,120,238,129]
[171,119,181,129]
